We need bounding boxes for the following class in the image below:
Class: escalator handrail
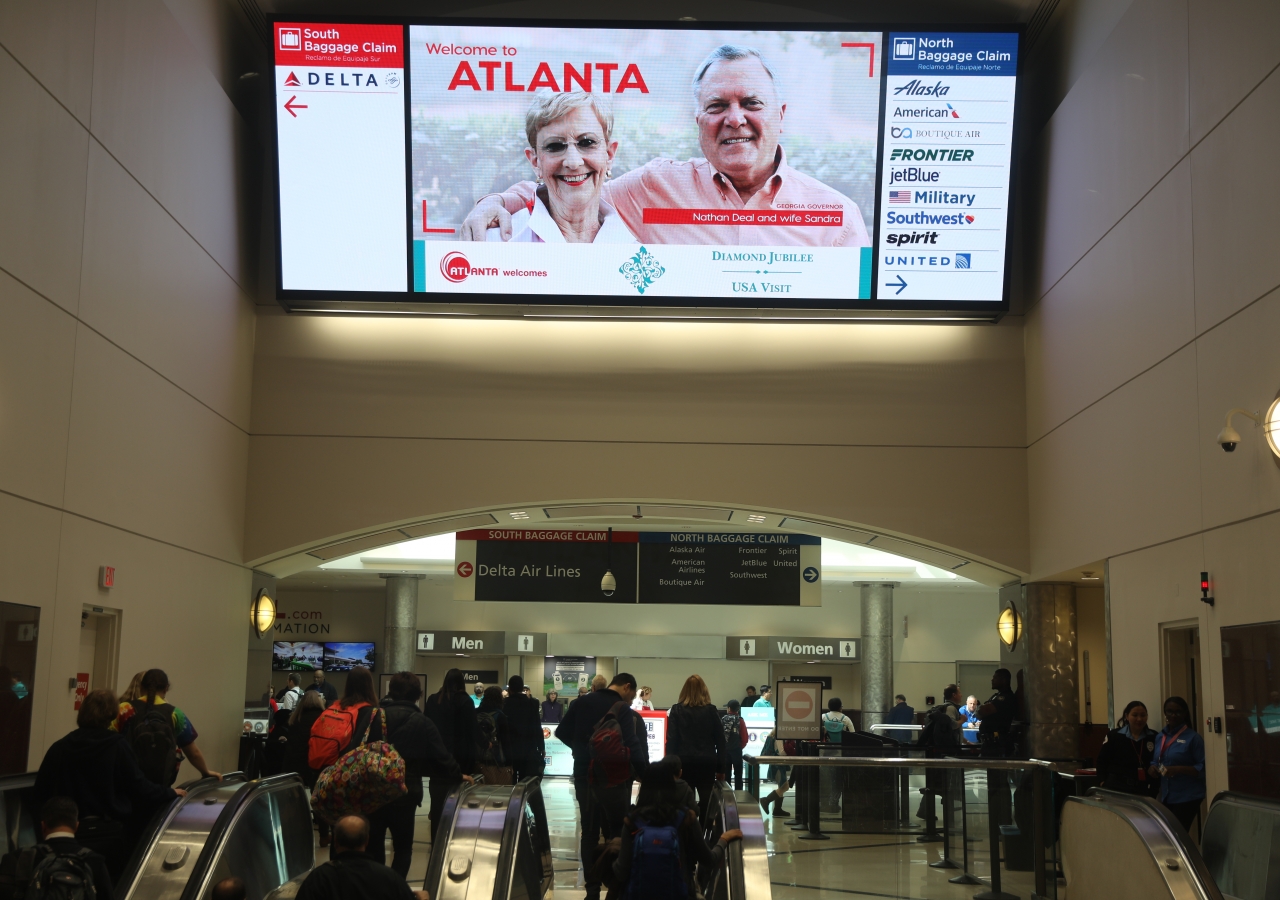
[116,772,248,900]
[490,780,531,900]
[710,781,770,900]
[1076,788,1223,900]
[177,773,305,900]
[0,772,38,792]
[1208,789,1280,816]
[423,780,480,894]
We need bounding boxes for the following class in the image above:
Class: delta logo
[440,252,497,283]
[284,71,300,87]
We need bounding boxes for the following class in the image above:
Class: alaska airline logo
[284,71,300,87]
[892,79,951,97]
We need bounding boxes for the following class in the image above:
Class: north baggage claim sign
[453,529,821,605]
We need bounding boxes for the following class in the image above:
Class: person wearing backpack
[34,690,182,881]
[0,797,113,900]
[720,701,748,790]
[422,668,479,839]
[609,758,742,900]
[475,686,512,785]
[113,670,219,786]
[369,672,468,876]
[665,675,725,820]
[557,673,647,900]
[821,698,854,743]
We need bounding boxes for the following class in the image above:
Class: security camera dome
[601,570,617,596]
[1218,424,1241,451]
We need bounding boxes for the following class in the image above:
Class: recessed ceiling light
[509,511,530,520]
[746,514,767,524]
[1081,571,1100,580]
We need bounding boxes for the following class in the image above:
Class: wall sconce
[997,603,1021,650]
[251,588,276,638]
[1217,397,1280,456]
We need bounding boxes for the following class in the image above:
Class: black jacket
[288,707,324,789]
[34,727,175,823]
[295,851,417,900]
[1096,725,1160,796]
[306,681,339,706]
[741,694,759,711]
[504,693,546,763]
[382,699,461,799]
[423,691,478,774]
[557,689,650,775]
[4,836,114,900]
[666,703,726,769]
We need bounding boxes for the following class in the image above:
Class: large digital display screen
[272,21,1019,312]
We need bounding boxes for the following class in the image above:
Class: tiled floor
[319,778,1055,899]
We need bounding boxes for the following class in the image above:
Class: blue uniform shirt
[1155,725,1205,804]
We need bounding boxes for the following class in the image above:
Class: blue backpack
[626,815,687,900]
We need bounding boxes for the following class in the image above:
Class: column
[381,574,423,675]
[1021,582,1079,758]
[860,582,897,731]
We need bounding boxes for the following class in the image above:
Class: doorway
[1162,623,1204,733]
[79,605,121,694]
[1220,620,1280,800]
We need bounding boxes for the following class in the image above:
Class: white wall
[0,0,260,776]
[1021,0,1280,797]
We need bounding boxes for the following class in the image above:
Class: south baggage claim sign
[453,529,821,605]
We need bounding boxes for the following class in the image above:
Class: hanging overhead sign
[727,635,859,661]
[453,529,639,602]
[638,532,821,606]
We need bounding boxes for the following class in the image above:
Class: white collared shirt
[489,195,637,244]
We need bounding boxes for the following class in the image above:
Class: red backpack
[308,702,365,770]
[589,702,634,787]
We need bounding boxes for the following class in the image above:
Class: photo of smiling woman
[488,92,636,244]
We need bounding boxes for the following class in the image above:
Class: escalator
[116,771,314,900]
[424,778,770,900]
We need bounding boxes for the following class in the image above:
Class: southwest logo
[284,71,300,87]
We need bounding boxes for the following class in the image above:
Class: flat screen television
[323,642,377,672]
[270,20,1020,315]
[272,641,325,671]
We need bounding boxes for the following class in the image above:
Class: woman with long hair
[286,690,331,846]
[1149,695,1206,831]
[423,668,478,838]
[664,674,726,818]
[1096,701,1159,796]
[541,689,562,724]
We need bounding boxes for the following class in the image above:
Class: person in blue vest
[1149,695,1205,831]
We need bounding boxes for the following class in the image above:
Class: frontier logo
[440,252,497,283]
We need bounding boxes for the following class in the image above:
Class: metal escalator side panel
[1201,791,1280,900]
[425,782,479,899]
[1063,791,1222,900]
[178,774,313,900]
[724,787,771,900]
[492,779,552,900]
[431,784,512,900]
[117,774,249,900]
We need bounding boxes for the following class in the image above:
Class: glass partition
[0,601,39,775]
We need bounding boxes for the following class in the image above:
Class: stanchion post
[799,751,829,841]
[949,769,982,886]
[786,748,805,828]
[1031,767,1048,899]
[929,765,960,867]
[973,767,1019,900]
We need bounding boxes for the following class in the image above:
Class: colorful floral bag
[311,708,406,823]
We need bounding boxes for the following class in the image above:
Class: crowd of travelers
[6,661,1209,900]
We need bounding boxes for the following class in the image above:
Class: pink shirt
[496,147,869,248]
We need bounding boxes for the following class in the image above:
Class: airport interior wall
[1020,0,1280,799]
[3,0,1279,805]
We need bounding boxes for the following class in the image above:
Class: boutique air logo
[619,246,666,295]
[890,127,913,139]
[893,37,916,60]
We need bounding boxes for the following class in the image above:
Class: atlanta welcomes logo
[440,252,497,283]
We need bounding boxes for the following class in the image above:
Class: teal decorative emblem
[619,246,666,295]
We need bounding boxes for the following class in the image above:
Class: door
[80,605,121,693]
[1163,625,1204,731]
[1220,620,1280,800]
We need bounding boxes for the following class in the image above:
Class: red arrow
[283,95,308,117]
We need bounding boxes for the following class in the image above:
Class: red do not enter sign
[784,689,814,720]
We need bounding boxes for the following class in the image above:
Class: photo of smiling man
[460,45,871,248]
